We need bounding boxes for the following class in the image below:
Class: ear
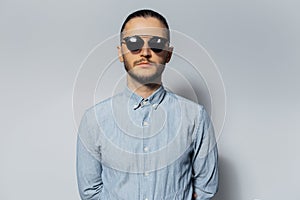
[165,46,173,63]
[117,46,124,62]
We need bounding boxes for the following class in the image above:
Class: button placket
[141,101,151,200]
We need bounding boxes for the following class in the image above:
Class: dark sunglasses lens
[125,36,144,52]
[149,37,167,53]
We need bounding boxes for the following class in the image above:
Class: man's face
[118,17,173,84]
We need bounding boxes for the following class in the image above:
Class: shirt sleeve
[76,111,103,200]
[192,107,219,200]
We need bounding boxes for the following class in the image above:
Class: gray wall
[0,0,299,199]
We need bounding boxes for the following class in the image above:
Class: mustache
[133,59,153,66]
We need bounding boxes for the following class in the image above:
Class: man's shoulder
[165,90,204,111]
[84,92,125,117]
[165,91,209,128]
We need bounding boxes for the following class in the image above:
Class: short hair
[120,9,170,41]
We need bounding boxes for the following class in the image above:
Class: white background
[0,0,299,199]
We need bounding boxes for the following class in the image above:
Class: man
[76,9,218,200]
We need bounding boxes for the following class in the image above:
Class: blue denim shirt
[76,86,218,200]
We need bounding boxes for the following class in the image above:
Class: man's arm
[192,108,219,200]
[76,112,103,200]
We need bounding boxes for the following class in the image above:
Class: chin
[129,72,162,84]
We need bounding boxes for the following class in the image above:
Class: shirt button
[144,171,149,176]
[152,103,158,108]
[144,198,148,200]
[144,146,149,152]
[143,121,149,126]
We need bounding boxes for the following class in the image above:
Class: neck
[127,76,162,99]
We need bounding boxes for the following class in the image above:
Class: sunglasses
[122,35,169,53]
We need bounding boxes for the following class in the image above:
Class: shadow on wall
[212,156,242,200]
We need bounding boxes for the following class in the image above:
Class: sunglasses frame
[121,35,169,53]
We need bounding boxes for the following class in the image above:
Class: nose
[140,42,151,58]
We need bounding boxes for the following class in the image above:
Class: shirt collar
[124,85,166,110]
